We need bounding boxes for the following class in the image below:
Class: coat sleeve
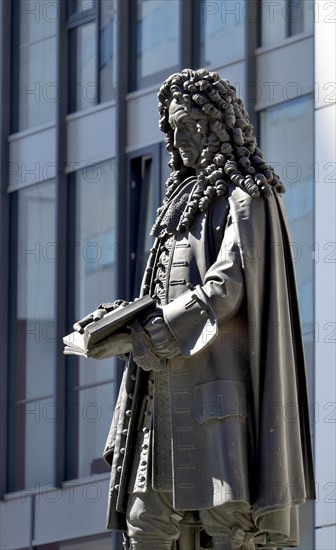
[163,213,244,357]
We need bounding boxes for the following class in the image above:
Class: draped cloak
[103,182,315,547]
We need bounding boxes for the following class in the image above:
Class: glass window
[69,22,98,112]
[261,0,314,47]
[59,533,114,549]
[100,0,117,102]
[68,1,116,111]
[260,95,314,336]
[134,0,180,89]
[16,0,58,131]
[67,160,118,479]
[7,181,57,491]
[200,0,245,69]
[68,0,96,17]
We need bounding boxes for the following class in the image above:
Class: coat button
[126,410,132,416]
[117,466,122,472]
[128,393,133,400]
[120,448,125,454]
[145,410,151,416]
[200,309,207,317]
[143,427,149,433]
[114,484,120,491]
[122,429,128,436]
[131,374,136,381]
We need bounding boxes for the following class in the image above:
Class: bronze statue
[74,69,315,549]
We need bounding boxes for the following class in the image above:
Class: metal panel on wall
[67,104,117,171]
[8,126,56,190]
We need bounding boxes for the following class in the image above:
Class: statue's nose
[174,128,185,148]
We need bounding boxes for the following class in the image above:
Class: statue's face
[168,99,203,170]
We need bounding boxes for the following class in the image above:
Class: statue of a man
[76,69,315,549]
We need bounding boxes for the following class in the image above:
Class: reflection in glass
[68,0,95,15]
[71,160,118,478]
[75,161,118,385]
[261,0,287,46]
[17,183,57,399]
[137,0,180,87]
[78,383,114,477]
[12,181,57,489]
[24,397,56,487]
[19,1,57,130]
[200,0,245,68]
[260,96,314,335]
[75,23,98,110]
[100,0,116,102]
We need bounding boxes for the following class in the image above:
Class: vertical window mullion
[55,0,69,488]
[10,0,20,134]
[64,174,79,481]
[0,0,12,498]
[6,193,19,493]
[96,0,101,103]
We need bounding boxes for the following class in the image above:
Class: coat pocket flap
[194,379,247,424]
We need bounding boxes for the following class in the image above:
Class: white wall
[314,2,336,548]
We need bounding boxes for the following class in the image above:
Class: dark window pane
[288,0,304,35]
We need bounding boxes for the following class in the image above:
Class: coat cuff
[163,285,218,357]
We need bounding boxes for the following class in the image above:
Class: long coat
[103,182,315,546]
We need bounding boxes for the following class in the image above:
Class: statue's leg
[126,490,183,550]
[199,504,255,550]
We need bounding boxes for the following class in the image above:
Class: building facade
[0,1,335,549]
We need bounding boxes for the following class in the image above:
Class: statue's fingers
[73,313,94,333]
[92,308,107,321]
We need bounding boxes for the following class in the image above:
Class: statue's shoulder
[227,183,265,221]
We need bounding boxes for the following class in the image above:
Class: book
[63,295,156,358]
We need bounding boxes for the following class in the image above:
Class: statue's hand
[73,300,129,333]
[142,308,180,359]
[87,332,132,360]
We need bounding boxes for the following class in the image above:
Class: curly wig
[151,69,285,235]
